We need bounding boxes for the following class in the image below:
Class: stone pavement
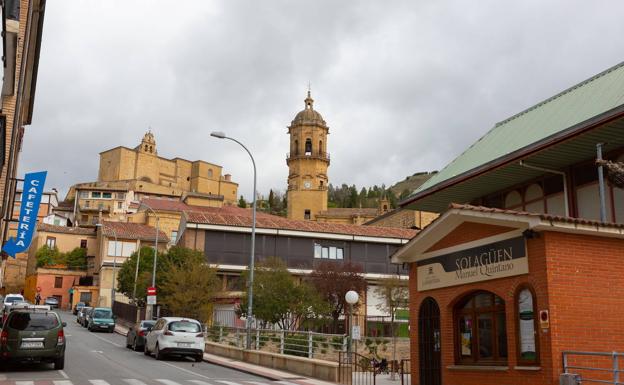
[114,323,336,385]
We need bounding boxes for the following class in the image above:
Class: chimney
[224,174,231,182]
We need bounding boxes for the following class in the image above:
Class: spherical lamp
[345,290,359,305]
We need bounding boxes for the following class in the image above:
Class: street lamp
[210,131,257,350]
[141,202,161,320]
[96,223,117,307]
[345,290,359,357]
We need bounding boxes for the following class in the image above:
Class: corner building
[392,62,624,385]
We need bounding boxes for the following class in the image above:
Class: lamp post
[96,223,118,307]
[141,202,161,319]
[210,131,256,350]
[345,290,359,358]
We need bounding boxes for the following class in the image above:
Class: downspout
[519,161,569,217]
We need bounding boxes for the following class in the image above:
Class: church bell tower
[286,91,330,220]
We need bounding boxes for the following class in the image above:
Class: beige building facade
[286,92,330,220]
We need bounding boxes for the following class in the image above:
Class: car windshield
[93,310,112,319]
[141,321,155,328]
[9,312,59,331]
[5,296,23,303]
[46,298,58,302]
[168,321,201,333]
[77,302,85,307]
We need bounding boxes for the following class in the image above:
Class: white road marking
[217,381,244,385]
[275,382,300,385]
[155,380,183,385]
[187,381,213,385]
[159,360,216,381]
[89,381,111,385]
[245,382,267,385]
[15,381,35,385]
[59,370,69,379]
[53,381,74,385]
[89,331,124,347]
[124,380,149,385]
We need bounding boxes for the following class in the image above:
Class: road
[0,311,280,385]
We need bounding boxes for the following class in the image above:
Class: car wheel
[133,338,141,352]
[195,355,203,363]
[126,337,132,349]
[144,344,151,356]
[54,354,65,370]
[155,344,164,360]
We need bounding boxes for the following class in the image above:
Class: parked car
[44,297,59,309]
[78,306,92,326]
[126,320,156,351]
[0,306,66,369]
[3,294,24,309]
[73,302,86,315]
[87,307,116,333]
[144,317,204,362]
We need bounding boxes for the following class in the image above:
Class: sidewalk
[114,323,336,385]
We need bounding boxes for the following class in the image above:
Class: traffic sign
[352,325,361,341]
[147,295,157,305]
[147,287,157,296]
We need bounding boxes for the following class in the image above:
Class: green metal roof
[406,61,624,208]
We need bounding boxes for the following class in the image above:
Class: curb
[201,355,284,381]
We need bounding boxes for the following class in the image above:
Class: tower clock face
[304,181,311,189]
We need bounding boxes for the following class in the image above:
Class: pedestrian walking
[35,293,41,305]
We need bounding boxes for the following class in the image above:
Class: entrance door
[419,297,441,385]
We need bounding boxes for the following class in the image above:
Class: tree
[238,195,247,208]
[375,277,409,379]
[239,257,328,330]
[158,252,220,323]
[309,261,368,333]
[35,245,62,267]
[64,247,87,269]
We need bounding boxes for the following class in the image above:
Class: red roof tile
[37,223,96,236]
[101,221,169,242]
[449,203,624,228]
[317,208,379,217]
[183,210,417,239]
[140,198,274,218]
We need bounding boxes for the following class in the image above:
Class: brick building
[392,62,624,385]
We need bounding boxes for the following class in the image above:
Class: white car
[144,317,204,362]
[3,294,24,309]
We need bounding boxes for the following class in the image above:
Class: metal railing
[206,326,347,360]
[400,359,411,385]
[563,351,624,384]
[286,151,331,161]
[338,352,376,385]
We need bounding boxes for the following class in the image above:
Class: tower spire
[304,86,314,109]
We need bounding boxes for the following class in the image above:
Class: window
[517,286,539,365]
[53,219,61,226]
[8,312,59,331]
[54,276,63,288]
[84,200,90,208]
[46,237,56,248]
[81,215,89,223]
[102,192,112,199]
[314,243,345,260]
[80,239,87,249]
[91,192,101,198]
[171,231,178,244]
[293,140,299,155]
[305,138,312,155]
[107,240,137,257]
[117,202,123,209]
[319,140,323,153]
[304,209,311,220]
[14,192,21,201]
[455,291,507,365]
[208,169,213,178]
[116,192,125,200]
[79,191,89,199]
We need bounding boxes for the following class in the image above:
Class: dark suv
[0,308,66,369]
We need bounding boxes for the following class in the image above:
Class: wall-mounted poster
[518,289,536,360]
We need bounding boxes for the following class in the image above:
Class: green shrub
[365,338,373,346]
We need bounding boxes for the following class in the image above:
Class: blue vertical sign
[3,171,47,258]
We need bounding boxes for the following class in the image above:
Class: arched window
[208,169,213,178]
[294,140,299,155]
[504,190,522,209]
[455,291,507,364]
[319,140,323,153]
[144,145,148,152]
[516,286,539,365]
[305,138,312,155]
[524,184,545,213]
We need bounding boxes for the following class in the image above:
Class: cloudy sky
[18,1,624,200]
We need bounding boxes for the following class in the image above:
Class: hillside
[389,171,437,198]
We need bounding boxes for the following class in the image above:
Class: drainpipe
[518,161,569,217]
[596,143,608,223]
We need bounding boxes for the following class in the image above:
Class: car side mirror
[146,326,153,332]
[62,322,67,327]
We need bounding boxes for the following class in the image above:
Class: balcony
[286,151,330,164]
